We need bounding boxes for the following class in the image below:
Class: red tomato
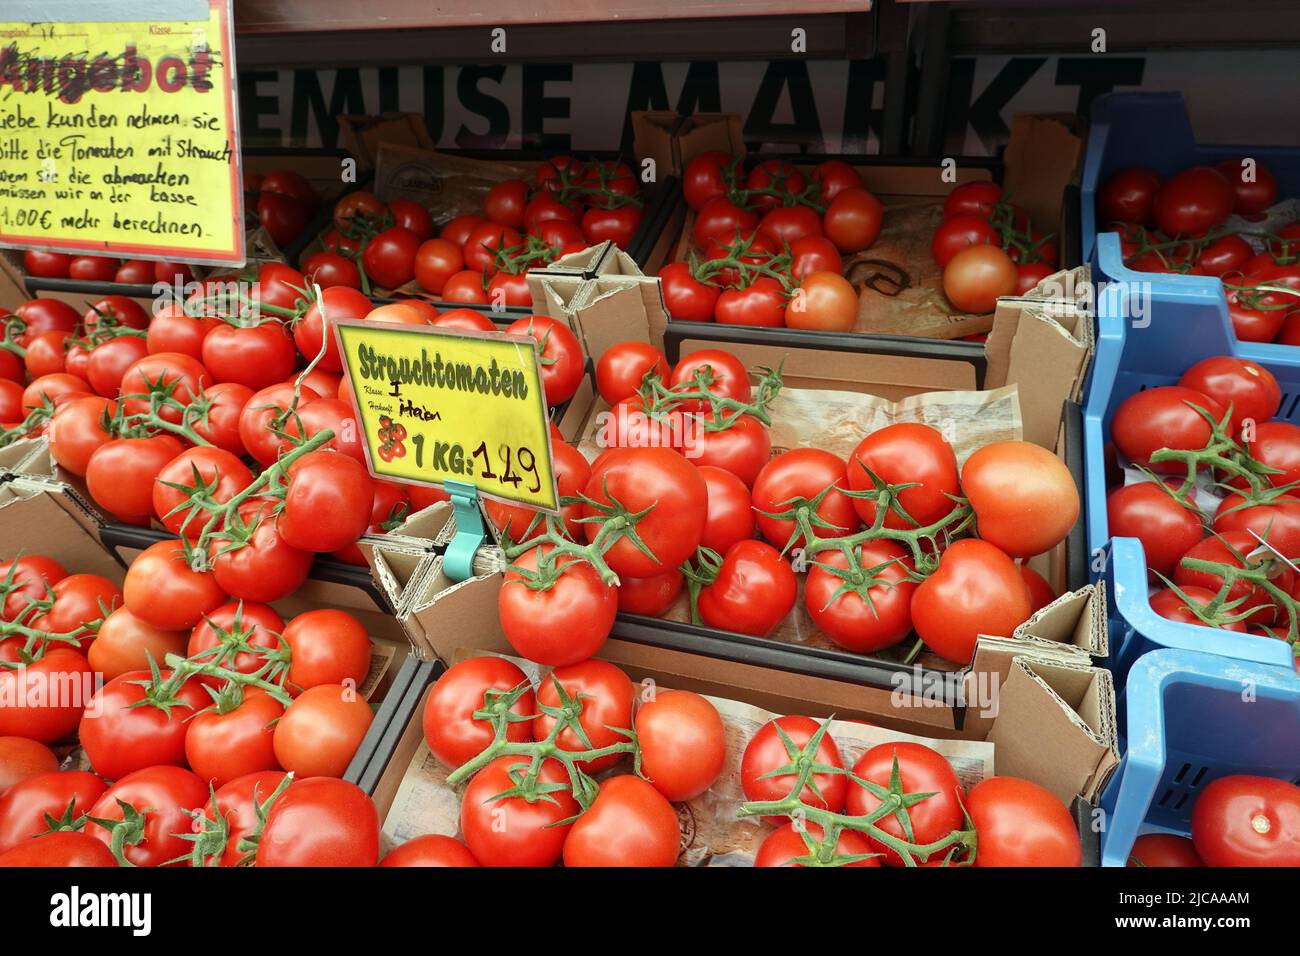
[14,299,78,347]
[302,251,361,290]
[581,204,642,249]
[1111,385,1229,472]
[484,179,529,229]
[1150,585,1247,632]
[1173,531,1292,627]
[281,608,372,693]
[789,235,843,280]
[21,372,91,413]
[258,192,312,246]
[504,315,584,407]
[333,191,386,231]
[659,262,720,322]
[85,766,208,867]
[186,690,284,788]
[1178,355,1280,433]
[86,434,186,524]
[119,352,210,424]
[693,197,758,247]
[23,250,72,278]
[278,451,373,553]
[1127,833,1204,867]
[1106,482,1204,577]
[583,447,708,577]
[1214,492,1300,559]
[596,341,669,405]
[757,205,823,247]
[422,656,535,770]
[79,669,208,779]
[635,689,726,802]
[146,305,219,360]
[209,501,314,603]
[122,538,227,630]
[84,295,150,333]
[911,539,1033,665]
[744,160,805,212]
[751,448,859,551]
[1192,775,1300,866]
[562,774,680,867]
[68,255,118,282]
[811,160,863,203]
[534,660,635,774]
[273,684,373,777]
[1098,167,1162,225]
[943,181,1002,220]
[462,222,523,275]
[698,464,756,554]
[682,151,733,211]
[823,188,883,253]
[198,770,291,867]
[0,831,116,867]
[186,600,285,678]
[806,540,917,653]
[0,555,68,621]
[0,770,106,853]
[741,715,846,823]
[785,271,856,331]
[755,822,879,867]
[848,423,960,529]
[1154,166,1235,236]
[485,440,590,544]
[21,331,70,379]
[1247,421,1300,488]
[85,338,147,397]
[257,777,379,867]
[962,440,1079,559]
[932,214,998,267]
[967,776,1081,867]
[381,835,480,867]
[460,756,577,867]
[86,607,186,681]
[432,307,495,332]
[670,349,750,402]
[387,198,433,240]
[943,244,1017,313]
[499,547,616,666]
[413,238,466,295]
[439,270,489,304]
[361,226,421,290]
[616,570,684,617]
[698,540,796,636]
[294,286,372,372]
[152,446,254,538]
[0,649,93,742]
[1216,157,1278,215]
[847,741,965,866]
[0,738,58,795]
[187,381,252,455]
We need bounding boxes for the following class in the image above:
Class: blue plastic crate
[1099,647,1300,867]
[1084,231,1298,682]
[1080,92,1300,263]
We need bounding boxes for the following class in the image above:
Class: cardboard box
[337,113,436,171]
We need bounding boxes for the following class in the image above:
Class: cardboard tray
[347,653,1104,867]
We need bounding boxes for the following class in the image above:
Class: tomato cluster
[1098,160,1300,344]
[1105,355,1300,661]
[492,340,1079,668]
[932,181,1060,313]
[309,156,643,304]
[659,154,880,331]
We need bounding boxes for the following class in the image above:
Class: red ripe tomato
[1191,775,1300,866]
[943,244,1017,313]
[195,771,290,867]
[86,434,186,524]
[1175,531,1293,627]
[87,766,208,867]
[581,204,642,249]
[186,690,284,788]
[659,262,721,322]
[273,683,373,777]
[1154,166,1235,236]
[1097,167,1162,225]
[460,755,577,867]
[46,396,113,476]
[1150,585,1247,632]
[1127,833,1204,867]
[423,656,535,770]
[23,250,72,278]
[0,648,93,742]
[755,822,879,867]
[0,738,58,795]
[1106,482,1204,577]
[278,451,374,553]
[333,190,386,231]
[146,305,218,360]
[280,608,371,693]
[811,160,863,204]
[0,348,23,384]
[785,271,856,331]
[698,540,796,636]
[484,179,529,229]
[562,774,681,867]
[616,570,684,617]
[14,299,78,347]
[257,777,380,867]
[152,446,254,538]
[805,540,917,653]
[741,715,846,823]
[911,539,1033,665]
[187,381,251,455]
[438,213,483,247]
[943,181,1002,220]
[789,235,843,280]
[682,151,734,211]
[1111,385,1229,471]
[532,218,586,253]
[1229,287,1296,342]
[932,214,998,267]
[27,573,122,650]
[237,383,319,467]
[84,295,150,332]
[122,538,227,630]
[697,465,756,554]
[86,337,148,397]
[3,835,109,868]
[583,447,708,577]
[381,835,480,867]
[1216,157,1278,215]
[154,261,195,286]
[744,160,805,212]
[362,226,421,290]
[823,188,883,253]
[1178,355,1280,433]
[1014,261,1055,295]
[119,351,210,423]
[751,448,860,551]
[758,205,823,248]
[0,770,106,852]
[635,689,726,802]
[187,600,285,678]
[523,193,581,234]
[967,776,1081,867]
[534,660,635,774]
[1197,234,1254,277]
[0,378,22,423]
[386,198,433,240]
[962,440,1079,559]
[86,607,186,682]
[846,741,965,866]
[440,269,489,304]
[432,307,495,332]
[21,372,90,414]
[260,169,316,207]
[462,222,523,275]
[670,349,750,402]
[503,315,584,407]
[486,269,531,307]
[0,555,67,623]
[1247,421,1300,489]
[693,197,758,247]
[282,396,365,463]
[848,423,960,529]
[302,251,362,290]
[413,238,466,295]
[294,286,372,372]
[1214,492,1300,560]
[499,547,616,666]
[79,669,208,780]
[258,192,312,247]
[715,276,786,327]
[68,255,118,282]
[21,331,70,379]
[535,155,585,193]
[687,413,771,487]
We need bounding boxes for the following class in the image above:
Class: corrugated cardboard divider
[0,481,125,581]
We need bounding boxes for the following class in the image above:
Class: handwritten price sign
[335,319,560,513]
[0,0,243,264]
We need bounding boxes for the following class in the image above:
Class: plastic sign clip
[444,479,488,582]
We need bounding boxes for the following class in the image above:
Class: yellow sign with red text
[0,0,243,264]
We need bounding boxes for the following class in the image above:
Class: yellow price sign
[0,0,243,265]
[335,319,560,513]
